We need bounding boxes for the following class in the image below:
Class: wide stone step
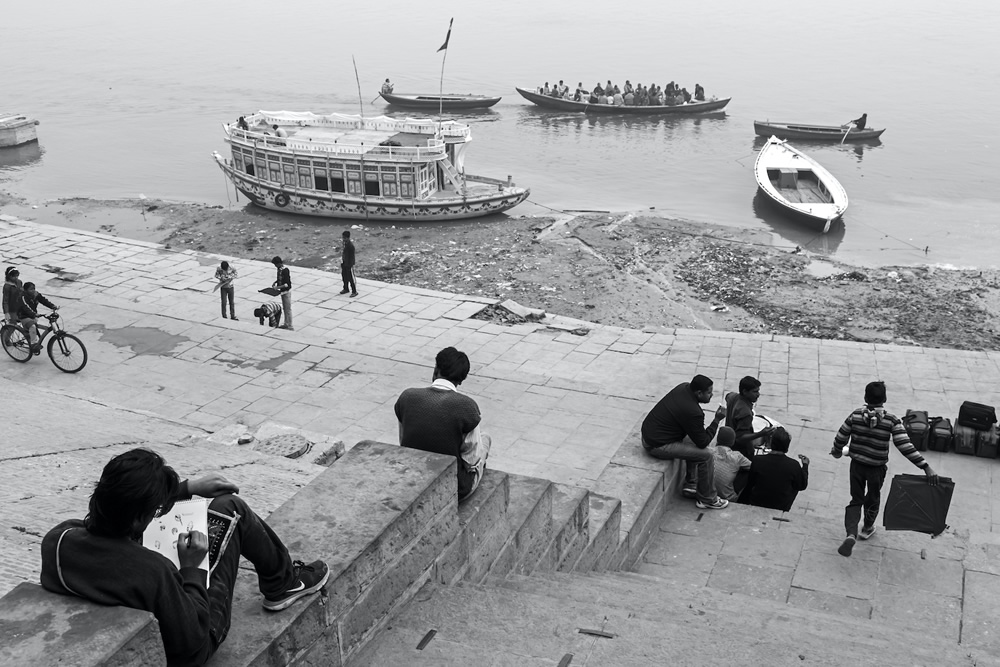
[528,482,589,574]
[485,473,553,579]
[347,579,980,667]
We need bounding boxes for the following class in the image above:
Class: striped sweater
[834,405,928,469]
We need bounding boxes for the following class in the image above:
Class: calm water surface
[3,0,999,267]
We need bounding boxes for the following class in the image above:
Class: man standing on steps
[339,230,357,297]
[830,381,938,557]
[641,374,729,510]
[271,256,293,330]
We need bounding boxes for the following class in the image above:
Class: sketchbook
[142,498,210,587]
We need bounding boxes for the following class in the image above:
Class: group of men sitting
[538,79,706,106]
[641,374,807,511]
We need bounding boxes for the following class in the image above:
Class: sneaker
[696,497,729,510]
[231,317,239,321]
[859,525,877,541]
[350,292,358,298]
[681,486,697,499]
[339,289,350,295]
[30,344,41,355]
[262,560,330,612]
[838,536,856,557]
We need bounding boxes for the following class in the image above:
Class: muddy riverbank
[3,191,999,350]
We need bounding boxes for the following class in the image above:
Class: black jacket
[741,452,808,511]
[17,291,55,319]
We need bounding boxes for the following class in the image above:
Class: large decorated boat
[212,111,528,221]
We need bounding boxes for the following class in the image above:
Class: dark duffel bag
[957,401,997,431]
[927,417,953,452]
[902,410,930,452]
[954,424,978,455]
[976,426,999,459]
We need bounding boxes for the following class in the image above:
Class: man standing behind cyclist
[17,282,58,355]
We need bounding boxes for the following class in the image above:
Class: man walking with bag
[831,381,938,557]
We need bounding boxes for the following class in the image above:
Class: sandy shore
[2,190,999,350]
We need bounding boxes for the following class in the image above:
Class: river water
[3,0,999,267]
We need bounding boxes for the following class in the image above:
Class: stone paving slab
[2,217,1000,649]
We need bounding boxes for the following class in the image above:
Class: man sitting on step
[641,374,729,509]
[40,448,329,667]
[395,347,492,501]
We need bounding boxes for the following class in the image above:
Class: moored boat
[380,92,501,110]
[515,87,730,114]
[754,120,885,142]
[0,113,40,148]
[212,111,528,221]
[754,136,848,233]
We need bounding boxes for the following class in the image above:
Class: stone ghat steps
[348,575,989,667]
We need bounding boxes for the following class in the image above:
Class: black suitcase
[902,410,930,452]
[957,401,997,431]
[883,474,955,536]
[927,417,953,452]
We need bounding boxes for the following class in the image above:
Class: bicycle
[1,312,88,373]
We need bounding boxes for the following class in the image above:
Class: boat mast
[352,55,370,223]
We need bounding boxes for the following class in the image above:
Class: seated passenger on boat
[542,82,551,95]
[624,90,634,105]
[613,91,624,106]
[695,84,705,101]
[272,124,288,138]
[381,78,394,94]
[598,93,609,105]
[557,80,569,97]
[574,83,585,101]
[623,80,634,95]
[681,88,692,103]
[851,113,868,130]
[237,116,249,130]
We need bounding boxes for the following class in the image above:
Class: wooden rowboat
[515,87,730,115]
[754,136,848,233]
[754,120,885,142]
[380,92,501,110]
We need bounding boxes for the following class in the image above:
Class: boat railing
[245,113,472,139]
[229,128,447,159]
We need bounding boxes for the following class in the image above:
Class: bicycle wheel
[48,333,88,373]
[2,325,32,363]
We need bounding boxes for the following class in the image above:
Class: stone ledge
[0,582,165,667]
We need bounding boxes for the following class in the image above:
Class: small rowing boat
[754,136,848,233]
[213,110,528,221]
[753,120,885,142]
[515,87,730,115]
[380,92,501,111]
[0,113,40,148]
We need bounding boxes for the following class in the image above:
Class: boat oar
[370,95,381,105]
[840,125,852,144]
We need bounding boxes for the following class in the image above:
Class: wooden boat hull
[214,155,528,221]
[754,121,885,142]
[380,92,501,110]
[515,87,730,114]
[753,136,848,233]
[0,114,40,148]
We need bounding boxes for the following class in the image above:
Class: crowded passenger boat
[535,79,710,107]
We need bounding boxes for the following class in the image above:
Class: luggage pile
[902,401,998,458]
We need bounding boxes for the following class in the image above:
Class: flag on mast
[437,18,453,52]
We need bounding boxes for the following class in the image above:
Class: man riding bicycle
[17,282,58,355]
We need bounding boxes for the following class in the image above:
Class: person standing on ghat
[271,256,293,330]
[339,230,357,297]
[641,374,729,509]
[214,260,238,320]
[830,380,938,557]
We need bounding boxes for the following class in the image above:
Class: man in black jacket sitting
[641,374,729,510]
[741,427,809,511]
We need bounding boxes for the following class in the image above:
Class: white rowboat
[754,136,847,233]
